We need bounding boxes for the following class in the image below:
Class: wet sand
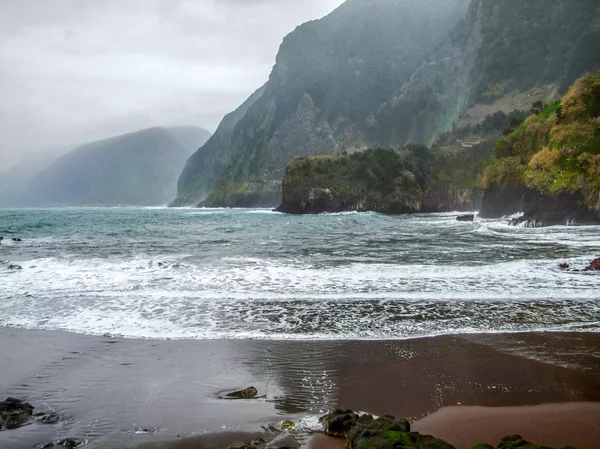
[0,329,599,448]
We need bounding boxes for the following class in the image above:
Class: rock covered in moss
[320,410,453,449]
[320,409,361,437]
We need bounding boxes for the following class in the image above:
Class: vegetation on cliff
[278,145,489,214]
[483,71,600,217]
[180,0,600,207]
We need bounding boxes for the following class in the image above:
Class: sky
[0,0,345,167]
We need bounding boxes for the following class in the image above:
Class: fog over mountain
[0,0,344,168]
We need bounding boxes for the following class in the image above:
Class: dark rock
[229,446,257,449]
[7,264,22,270]
[0,397,34,430]
[585,258,600,271]
[225,386,258,399]
[12,238,22,242]
[457,214,475,222]
[510,190,600,227]
[319,409,360,437]
[479,180,527,219]
[559,263,570,270]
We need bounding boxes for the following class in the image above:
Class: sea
[1,207,599,341]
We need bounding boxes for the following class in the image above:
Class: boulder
[225,386,258,399]
[320,410,451,449]
[0,397,34,430]
[558,263,570,270]
[320,409,360,437]
[585,258,600,271]
[457,214,475,222]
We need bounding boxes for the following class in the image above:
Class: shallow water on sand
[1,207,599,340]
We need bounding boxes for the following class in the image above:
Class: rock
[267,434,300,449]
[585,258,600,271]
[7,264,22,270]
[11,238,22,242]
[320,410,453,449]
[229,446,257,449]
[0,397,34,430]
[225,386,258,399]
[457,214,475,222]
[278,420,296,430]
[559,263,570,270]
[320,409,360,437]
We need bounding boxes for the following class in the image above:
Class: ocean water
[1,207,599,340]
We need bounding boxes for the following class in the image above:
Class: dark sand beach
[1,329,599,449]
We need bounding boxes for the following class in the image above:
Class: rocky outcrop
[319,410,579,449]
[481,71,600,226]
[479,180,526,219]
[511,191,600,227]
[277,148,484,215]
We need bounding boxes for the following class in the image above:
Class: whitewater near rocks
[1,207,599,341]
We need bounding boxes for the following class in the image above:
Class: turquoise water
[1,207,599,339]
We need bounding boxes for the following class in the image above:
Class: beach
[1,328,599,449]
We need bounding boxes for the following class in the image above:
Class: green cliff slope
[481,71,600,224]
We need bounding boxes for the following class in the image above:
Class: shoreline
[1,328,599,448]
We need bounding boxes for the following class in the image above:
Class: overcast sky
[0,0,345,167]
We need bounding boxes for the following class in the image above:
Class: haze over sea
[1,207,599,341]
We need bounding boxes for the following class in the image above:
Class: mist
[0,0,344,168]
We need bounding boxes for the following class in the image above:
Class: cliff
[480,71,600,225]
[172,85,265,206]
[178,0,600,208]
[181,0,472,207]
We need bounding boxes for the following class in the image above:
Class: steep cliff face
[182,0,600,208]
[198,0,472,207]
[370,0,600,147]
[480,71,600,226]
[172,85,265,206]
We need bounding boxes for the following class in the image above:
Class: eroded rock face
[0,397,34,430]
